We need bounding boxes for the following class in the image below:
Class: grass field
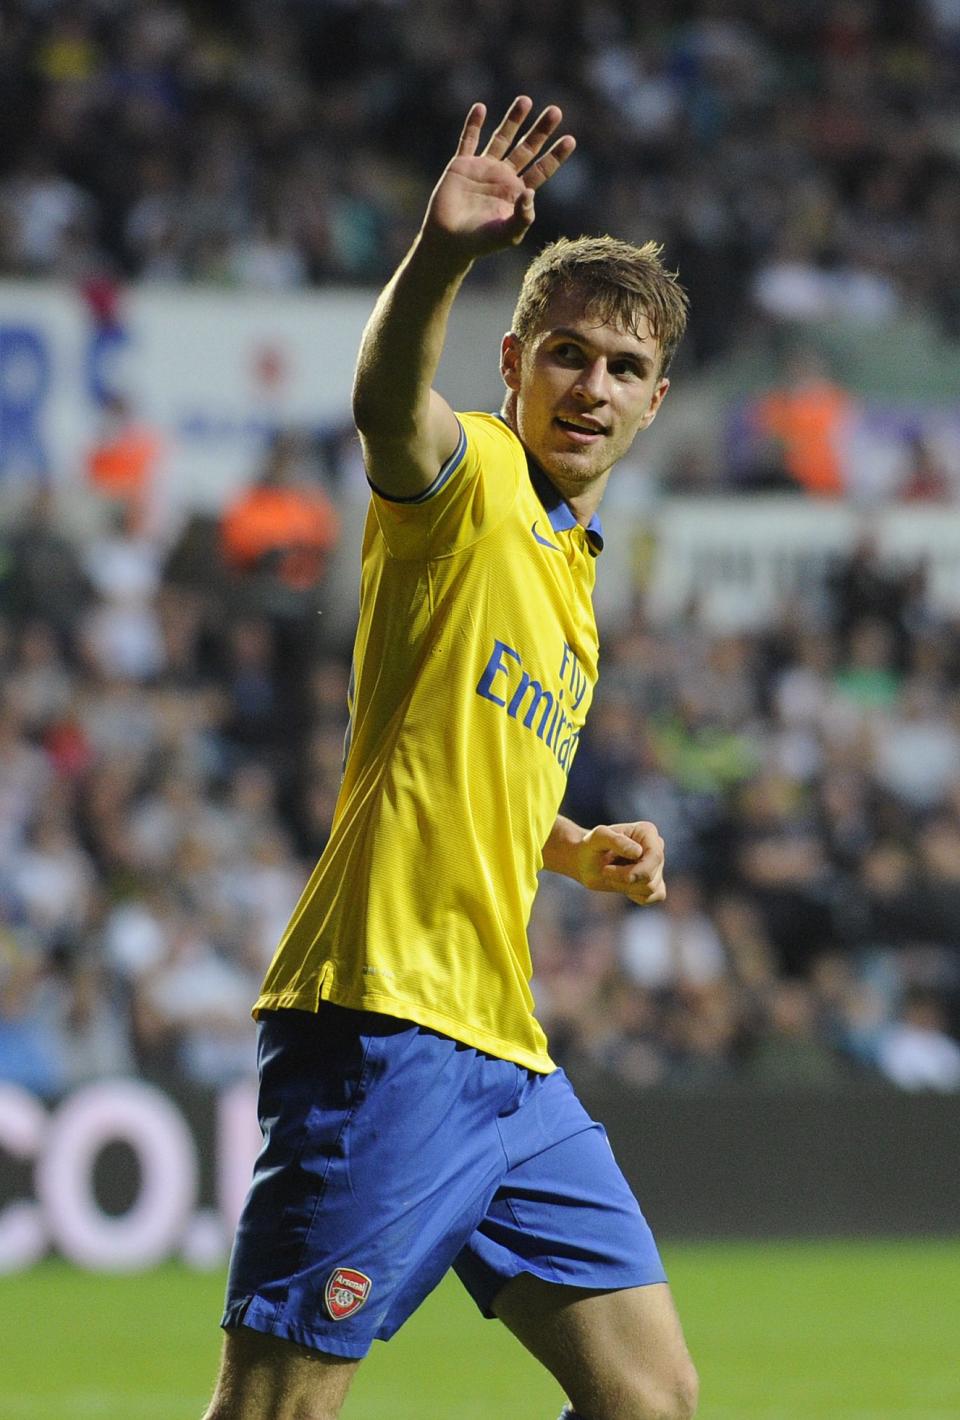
[4,1240,959,1419]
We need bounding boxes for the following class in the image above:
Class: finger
[522,134,577,191]
[504,104,563,170]
[596,824,644,860]
[481,95,534,160]
[630,881,667,904]
[611,820,662,846]
[602,862,652,888]
[617,854,663,884]
[625,838,664,871]
[505,186,536,240]
[455,102,487,158]
[610,822,664,861]
[603,850,664,887]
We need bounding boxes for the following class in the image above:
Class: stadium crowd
[2,0,960,363]
[2,468,959,1100]
[1,0,959,1101]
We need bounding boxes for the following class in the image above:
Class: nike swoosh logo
[531,520,562,552]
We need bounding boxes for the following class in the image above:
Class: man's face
[501,290,670,495]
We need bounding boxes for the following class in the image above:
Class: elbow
[350,379,377,436]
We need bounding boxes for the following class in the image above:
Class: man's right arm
[351,97,575,502]
[351,235,471,501]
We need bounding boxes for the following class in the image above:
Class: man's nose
[573,359,608,401]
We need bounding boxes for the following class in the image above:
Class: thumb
[509,187,535,238]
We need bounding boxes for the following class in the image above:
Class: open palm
[424,97,576,256]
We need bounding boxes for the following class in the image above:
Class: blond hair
[511,235,688,375]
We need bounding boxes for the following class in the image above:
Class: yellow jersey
[255,411,603,1072]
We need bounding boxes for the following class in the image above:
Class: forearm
[351,231,472,440]
[541,814,588,880]
[349,98,573,492]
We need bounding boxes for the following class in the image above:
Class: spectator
[38,957,136,1088]
[875,988,960,1091]
[0,949,66,1099]
[86,394,165,537]
[219,617,283,757]
[750,347,858,497]
[6,621,73,734]
[620,874,727,992]
[747,980,849,1088]
[220,433,340,608]
[826,531,916,653]
[133,915,258,1087]
[5,815,95,943]
[2,491,90,635]
[872,680,960,811]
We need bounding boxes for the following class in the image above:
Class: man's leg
[493,1273,698,1420]
[202,1328,360,1420]
[213,1008,534,1417]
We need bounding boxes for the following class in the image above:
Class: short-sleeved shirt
[254,411,604,1073]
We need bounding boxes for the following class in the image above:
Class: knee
[635,1356,699,1420]
[595,1355,697,1420]
[570,1353,699,1420]
[669,1356,700,1420]
[203,1402,344,1420]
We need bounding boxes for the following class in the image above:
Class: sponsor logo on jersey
[475,638,589,773]
[324,1266,372,1321]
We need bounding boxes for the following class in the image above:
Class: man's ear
[639,376,670,430]
[500,332,522,391]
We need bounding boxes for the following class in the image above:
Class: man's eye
[555,344,582,362]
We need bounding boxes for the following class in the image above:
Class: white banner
[0,281,371,508]
[0,279,513,514]
[644,499,960,627]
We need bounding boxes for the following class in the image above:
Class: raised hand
[422,96,576,259]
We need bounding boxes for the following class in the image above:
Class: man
[205,97,696,1420]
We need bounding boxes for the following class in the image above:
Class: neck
[565,473,610,526]
[500,394,609,526]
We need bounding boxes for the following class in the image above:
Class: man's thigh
[204,1327,359,1420]
[492,1274,698,1420]
[454,1069,667,1314]
[454,1067,696,1418]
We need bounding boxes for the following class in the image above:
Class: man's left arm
[542,814,666,905]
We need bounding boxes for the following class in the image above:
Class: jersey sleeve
[367,411,524,560]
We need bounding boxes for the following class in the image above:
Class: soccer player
[204,98,697,1420]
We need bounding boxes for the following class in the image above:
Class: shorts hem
[474,1261,669,1319]
[222,1296,374,1360]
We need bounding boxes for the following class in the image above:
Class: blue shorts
[222,1004,666,1359]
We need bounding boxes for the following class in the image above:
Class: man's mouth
[555,416,607,442]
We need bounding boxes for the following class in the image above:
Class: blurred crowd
[542,546,960,1092]
[1,0,959,1100]
[2,465,959,1100]
[3,0,960,362]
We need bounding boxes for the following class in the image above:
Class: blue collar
[496,414,604,552]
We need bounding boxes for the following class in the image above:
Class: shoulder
[456,411,529,494]
[366,411,527,561]
[459,410,525,458]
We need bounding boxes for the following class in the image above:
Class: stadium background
[1,1,959,1415]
